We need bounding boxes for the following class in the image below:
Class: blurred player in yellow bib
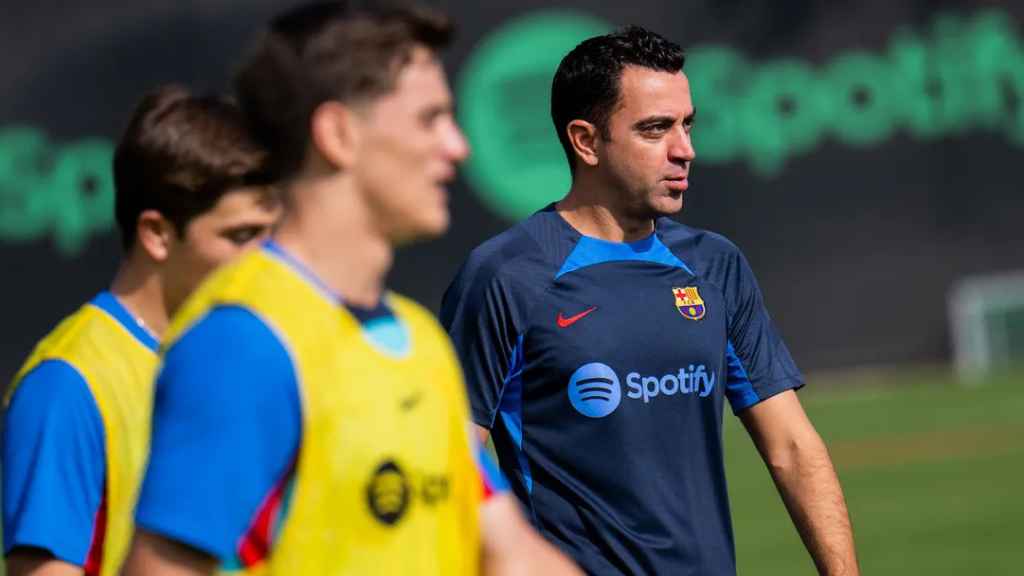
[1,87,280,576]
[123,2,581,576]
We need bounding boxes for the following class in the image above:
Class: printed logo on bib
[365,459,452,526]
[366,460,410,526]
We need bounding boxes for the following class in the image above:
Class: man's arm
[120,531,216,576]
[476,424,491,445]
[6,549,82,576]
[125,307,300,575]
[3,360,106,576]
[738,390,859,575]
[480,494,582,576]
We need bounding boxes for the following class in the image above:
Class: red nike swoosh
[557,306,598,328]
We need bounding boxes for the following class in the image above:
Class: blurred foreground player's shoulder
[136,297,299,564]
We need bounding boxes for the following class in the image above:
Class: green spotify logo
[1,8,1022,253]
[458,11,611,223]
[0,127,114,255]
[458,8,1024,221]
[688,9,1024,176]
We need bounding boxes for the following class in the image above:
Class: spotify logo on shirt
[568,362,716,418]
[567,362,623,418]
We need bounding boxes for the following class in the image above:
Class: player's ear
[567,119,600,168]
[135,210,175,262]
[310,100,359,171]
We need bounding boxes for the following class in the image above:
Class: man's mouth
[664,176,689,192]
[434,167,455,187]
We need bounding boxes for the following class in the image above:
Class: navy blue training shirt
[441,205,803,575]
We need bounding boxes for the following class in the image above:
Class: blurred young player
[443,26,859,575]
[1,86,281,576]
[123,2,581,575]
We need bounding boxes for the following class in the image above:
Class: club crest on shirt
[673,286,706,321]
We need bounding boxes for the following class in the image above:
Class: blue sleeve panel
[134,306,301,561]
[2,359,105,565]
[475,439,510,496]
[636,219,806,413]
[711,241,805,413]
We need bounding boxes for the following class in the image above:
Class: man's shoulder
[165,304,288,366]
[657,218,748,277]
[658,218,743,258]
[458,211,563,288]
[442,210,566,328]
[6,358,93,415]
[7,295,146,402]
[39,297,139,356]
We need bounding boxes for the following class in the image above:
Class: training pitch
[727,368,1024,575]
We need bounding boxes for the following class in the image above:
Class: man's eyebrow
[419,101,454,121]
[632,115,677,129]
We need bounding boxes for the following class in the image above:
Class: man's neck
[556,175,655,243]
[273,175,392,309]
[109,254,168,338]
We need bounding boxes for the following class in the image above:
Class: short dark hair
[113,85,272,249]
[234,0,452,179]
[551,26,685,171]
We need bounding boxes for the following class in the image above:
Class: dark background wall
[2,0,1022,383]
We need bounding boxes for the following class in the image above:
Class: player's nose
[669,129,695,164]
[443,119,470,163]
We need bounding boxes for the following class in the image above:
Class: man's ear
[135,210,176,262]
[310,100,361,171]
[566,119,601,168]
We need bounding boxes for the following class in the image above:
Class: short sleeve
[2,359,105,565]
[723,251,804,413]
[134,306,301,561]
[441,265,525,429]
[476,440,510,500]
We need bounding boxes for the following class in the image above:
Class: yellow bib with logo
[6,299,157,576]
[165,248,481,575]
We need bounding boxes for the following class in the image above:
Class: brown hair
[113,85,272,249]
[234,1,452,179]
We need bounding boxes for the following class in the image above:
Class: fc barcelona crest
[673,286,706,321]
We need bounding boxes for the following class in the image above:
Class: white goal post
[949,271,1024,381]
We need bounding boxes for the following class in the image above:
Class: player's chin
[421,210,450,237]
[393,209,450,246]
[421,187,451,235]
[648,192,684,216]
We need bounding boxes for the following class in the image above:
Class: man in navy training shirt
[442,26,859,576]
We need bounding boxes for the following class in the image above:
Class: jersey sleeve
[134,306,301,562]
[441,263,525,429]
[475,440,509,500]
[723,251,804,413]
[2,359,105,565]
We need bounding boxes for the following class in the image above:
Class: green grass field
[1,368,1020,575]
[726,368,1024,575]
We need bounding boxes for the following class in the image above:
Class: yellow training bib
[166,246,481,575]
[6,293,158,576]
